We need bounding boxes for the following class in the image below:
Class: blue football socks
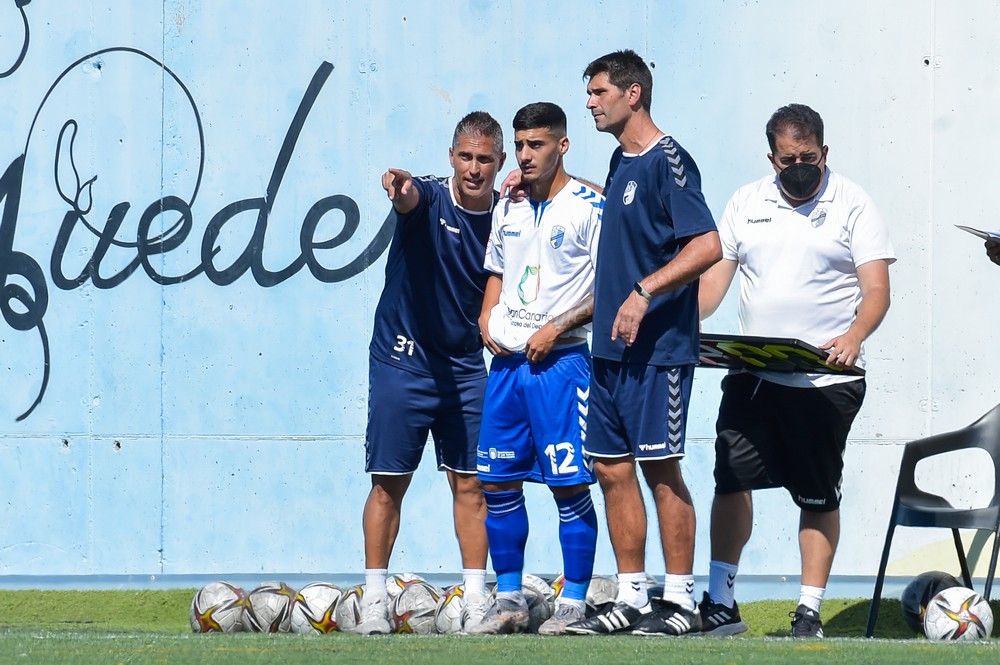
[555,491,598,601]
[484,489,529,593]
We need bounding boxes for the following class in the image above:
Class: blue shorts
[586,359,694,461]
[365,356,485,475]
[477,346,594,487]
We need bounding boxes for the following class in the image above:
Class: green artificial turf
[1,591,999,664]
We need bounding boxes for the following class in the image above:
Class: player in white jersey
[482,179,601,355]
[469,102,603,635]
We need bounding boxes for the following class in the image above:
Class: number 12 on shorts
[544,442,579,475]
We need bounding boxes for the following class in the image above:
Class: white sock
[799,585,825,613]
[364,568,388,602]
[463,568,487,597]
[708,560,738,608]
[662,573,696,611]
[616,571,649,608]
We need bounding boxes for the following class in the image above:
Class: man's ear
[628,83,644,109]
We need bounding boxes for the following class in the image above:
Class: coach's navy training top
[593,136,717,367]
[370,175,496,378]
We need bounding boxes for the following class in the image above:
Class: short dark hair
[452,111,504,155]
[583,49,653,111]
[512,102,567,136]
[765,104,824,152]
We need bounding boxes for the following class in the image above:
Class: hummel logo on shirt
[747,217,771,224]
[439,218,460,234]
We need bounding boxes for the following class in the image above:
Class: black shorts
[713,373,866,512]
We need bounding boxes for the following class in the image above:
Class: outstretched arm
[381,168,421,214]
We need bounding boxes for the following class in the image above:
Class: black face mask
[778,162,822,201]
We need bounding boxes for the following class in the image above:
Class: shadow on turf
[764,599,1000,638]
[764,599,914,638]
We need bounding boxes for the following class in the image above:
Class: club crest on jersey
[550,225,565,249]
[623,180,637,205]
[810,207,827,228]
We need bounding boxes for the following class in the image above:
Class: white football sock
[799,585,825,613]
[463,568,487,597]
[662,573,696,611]
[708,560,739,608]
[364,568,388,601]
[616,571,649,608]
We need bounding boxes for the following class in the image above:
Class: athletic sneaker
[699,592,748,636]
[564,601,653,634]
[790,604,824,638]
[465,595,529,635]
[353,595,392,635]
[631,600,702,636]
[461,592,492,633]
[538,602,587,635]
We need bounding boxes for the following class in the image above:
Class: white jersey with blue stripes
[484,178,603,352]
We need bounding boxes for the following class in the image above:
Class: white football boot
[461,592,492,634]
[354,594,392,635]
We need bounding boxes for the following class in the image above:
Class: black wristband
[633,281,652,301]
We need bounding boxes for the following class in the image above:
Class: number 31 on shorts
[393,334,415,356]
[544,442,579,475]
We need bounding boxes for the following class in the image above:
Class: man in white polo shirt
[698,104,895,638]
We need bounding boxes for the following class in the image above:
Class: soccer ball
[434,584,466,634]
[524,588,552,633]
[392,581,440,634]
[900,571,961,633]
[923,586,993,641]
[586,576,618,609]
[523,573,554,601]
[550,574,566,600]
[386,573,426,599]
[290,582,343,634]
[335,584,365,632]
[523,573,555,612]
[245,582,297,633]
[549,574,618,614]
[190,581,249,633]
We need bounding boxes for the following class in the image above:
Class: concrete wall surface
[1,0,998,580]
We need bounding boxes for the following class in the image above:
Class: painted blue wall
[1,0,998,579]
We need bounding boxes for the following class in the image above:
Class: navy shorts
[365,356,485,475]
[477,346,594,487]
[586,358,694,461]
[714,373,866,511]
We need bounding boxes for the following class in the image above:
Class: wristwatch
[633,281,653,301]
